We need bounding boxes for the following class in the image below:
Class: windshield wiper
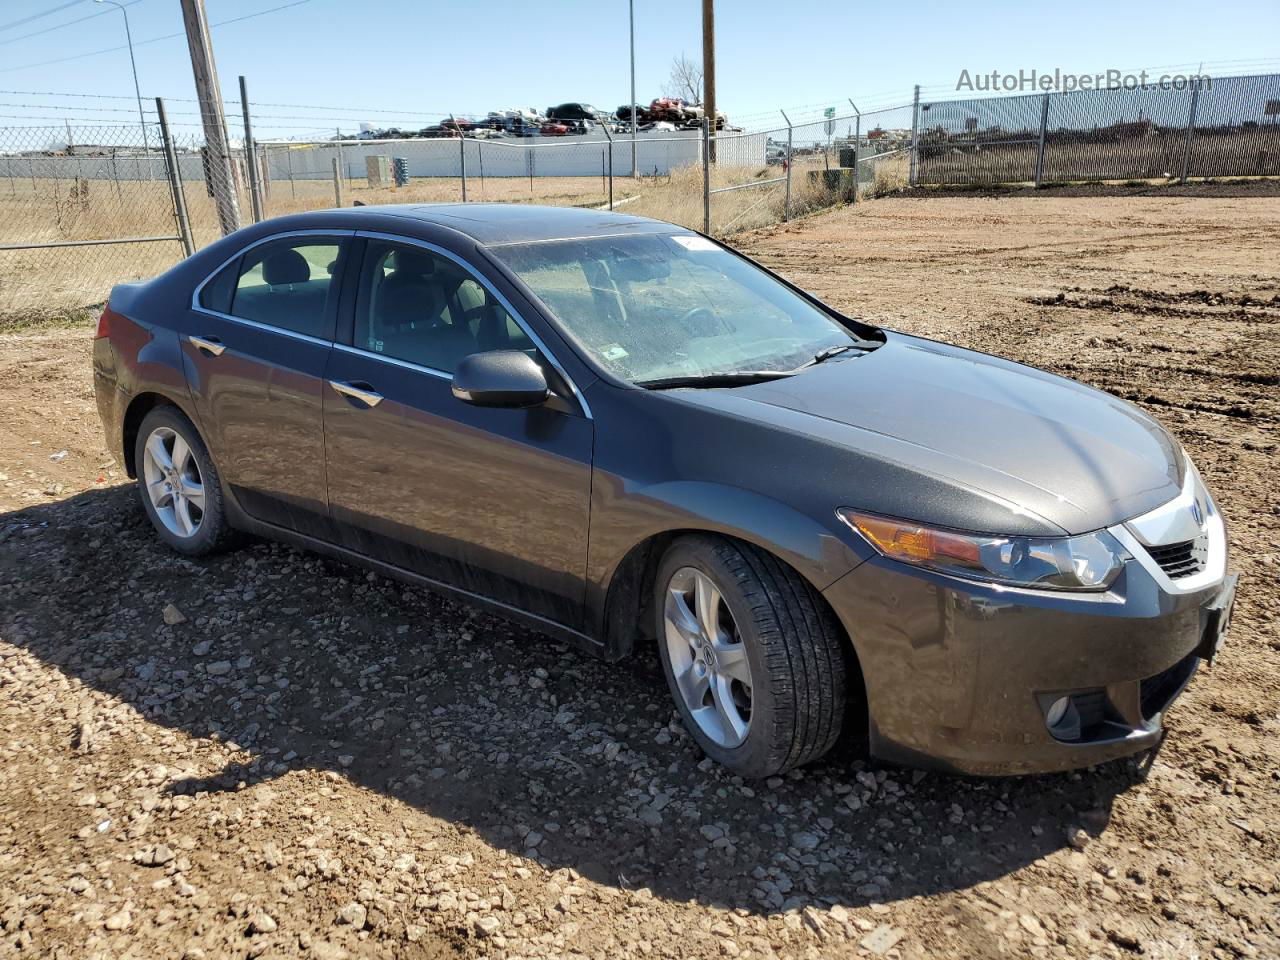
[636,370,796,390]
[795,343,868,370]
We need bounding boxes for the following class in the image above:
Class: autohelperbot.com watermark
[956,69,1213,94]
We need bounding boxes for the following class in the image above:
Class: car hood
[678,333,1183,535]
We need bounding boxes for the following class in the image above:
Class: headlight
[837,509,1129,591]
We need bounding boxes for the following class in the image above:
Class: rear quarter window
[198,259,239,314]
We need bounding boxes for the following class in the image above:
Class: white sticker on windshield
[602,343,629,361]
[671,235,718,251]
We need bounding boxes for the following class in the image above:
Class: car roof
[318,203,683,246]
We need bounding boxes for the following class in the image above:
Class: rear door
[182,231,352,538]
[322,235,594,628]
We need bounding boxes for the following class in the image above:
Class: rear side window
[225,238,344,339]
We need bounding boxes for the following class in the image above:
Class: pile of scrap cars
[358,98,735,140]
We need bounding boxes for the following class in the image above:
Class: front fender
[585,472,872,642]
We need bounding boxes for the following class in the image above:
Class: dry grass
[625,156,848,234]
[869,152,910,195]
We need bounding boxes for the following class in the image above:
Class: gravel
[1,193,1277,959]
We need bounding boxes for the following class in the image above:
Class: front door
[182,232,350,538]
[322,237,593,628]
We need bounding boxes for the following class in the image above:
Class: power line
[0,0,317,74]
[0,0,87,33]
[0,1,144,49]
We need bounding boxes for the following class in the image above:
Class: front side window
[225,238,342,339]
[489,233,872,384]
[354,240,531,373]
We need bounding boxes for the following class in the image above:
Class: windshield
[489,233,876,384]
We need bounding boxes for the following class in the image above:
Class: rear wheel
[654,536,847,778]
[134,406,238,556]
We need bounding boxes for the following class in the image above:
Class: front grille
[1145,538,1205,579]
[1140,652,1198,721]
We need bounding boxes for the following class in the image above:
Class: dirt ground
[1,193,1277,960]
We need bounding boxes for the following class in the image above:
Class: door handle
[188,335,226,357]
[329,380,383,407]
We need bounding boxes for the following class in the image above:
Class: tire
[133,405,240,556]
[654,535,847,778]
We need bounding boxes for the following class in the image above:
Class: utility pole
[701,0,715,162]
[180,0,240,234]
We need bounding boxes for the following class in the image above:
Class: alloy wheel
[663,566,753,748]
[141,426,205,538]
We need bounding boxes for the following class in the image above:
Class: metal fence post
[1180,84,1202,183]
[909,84,920,187]
[1033,92,1050,188]
[331,157,343,207]
[598,122,615,209]
[702,116,711,234]
[155,97,195,257]
[780,110,793,221]
[849,99,860,204]
[452,116,467,201]
[238,75,264,221]
[335,129,345,201]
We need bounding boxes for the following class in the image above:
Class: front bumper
[823,554,1233,776]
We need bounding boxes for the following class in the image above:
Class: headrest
[391,248,436,277]
[378,275,444,328]
[262,249,310,286]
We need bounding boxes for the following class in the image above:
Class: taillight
[95,306,119,339]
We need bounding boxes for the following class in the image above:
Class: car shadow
[0,486,1142,916]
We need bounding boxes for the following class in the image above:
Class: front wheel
[654,536,847,778]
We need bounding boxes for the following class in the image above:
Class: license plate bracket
[1197,573,1239,664]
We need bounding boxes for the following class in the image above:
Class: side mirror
[451,350,549,408]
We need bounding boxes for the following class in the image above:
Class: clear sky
[0,0,1276,136]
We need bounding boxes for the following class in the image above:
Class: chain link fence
[3,72,1277,317]
[0,117,253,318]
[253,105,918,238]
[916,72,1280,185]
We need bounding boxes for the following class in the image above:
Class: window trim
[347,231,592,420]
[190,229,357,344]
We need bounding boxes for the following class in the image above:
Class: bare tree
[663,54,703,104]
